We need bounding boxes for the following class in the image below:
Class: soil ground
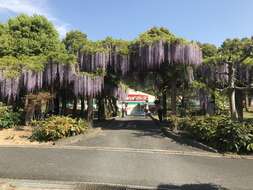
[0,126,51,145]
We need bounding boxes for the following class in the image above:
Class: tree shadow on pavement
[97,118,166,139]
[74,183,230,190]
[95,116,217,152]
[149,115,217,152]
[157,183,230,190]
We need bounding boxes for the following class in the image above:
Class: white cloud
[55,23,70,37]
[0,0,70,37]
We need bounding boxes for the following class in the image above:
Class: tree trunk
[54,93,60,115]
[97,96,106,121]
[107,98,114,117]
[24,96,34,125]
[171,83,177,115]
[245,66,250,112]
[236,89,244,121]
[199,90,207,115]
[249,97,252,107]
[86,97,93,127]
[162,89,167,118]
[180,96,187,116]
[61,93,67,115]
[207,93,216,115]
[228,64,238,120]
[73,97,77,116]
[111,97,118,117]
[230,89,238,120]
[80,97,85,117]
[245,91,249,112]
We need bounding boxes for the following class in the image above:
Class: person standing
[121,102,128,118]
[144,98,149,117]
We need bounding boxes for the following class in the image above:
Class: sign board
[126,94,148,102]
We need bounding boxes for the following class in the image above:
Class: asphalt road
[0,117,253,190]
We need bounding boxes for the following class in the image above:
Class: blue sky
[0,0,252,46]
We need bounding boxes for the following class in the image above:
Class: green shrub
[181,115,253,153]
[0,103,20,128]
[216,119,253,152]
[186,116,219,143]
[31,116,89,141]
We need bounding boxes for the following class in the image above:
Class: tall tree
[63,30,87,54]
[203,38,253,120]
[7,14,61,56]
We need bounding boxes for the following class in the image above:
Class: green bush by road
[0,103,20,129]
[167,115,253,153]
[31,116,89,141]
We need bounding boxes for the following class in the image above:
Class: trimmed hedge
[31,116,89,141]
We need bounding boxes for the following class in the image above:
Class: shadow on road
[74,182,230,190]
[93,116,215,152]
[148,115,217,152]
[95,117,215,152]
[94,116,215,152]
[157,183,229,190]
[0,181,230,190]
[96,118,166,139]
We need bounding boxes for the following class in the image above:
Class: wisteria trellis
[0,40,203,101]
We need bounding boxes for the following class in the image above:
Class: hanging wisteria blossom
[131,41,202,72]
[0,72,20,101]
[73,74,104,98]
[104,83,128,100]
[0,40,202,101]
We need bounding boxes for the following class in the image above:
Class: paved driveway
[72,117,206,152]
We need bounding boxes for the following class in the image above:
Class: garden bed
[0,126,51,145]
[163,115,253,154]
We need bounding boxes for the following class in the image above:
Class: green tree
[220,38,253,120]
[7,14,61,56]
[204,38,253,120]
[135,26,176,44]
[63,30,87,54]
[199,43,218,59]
